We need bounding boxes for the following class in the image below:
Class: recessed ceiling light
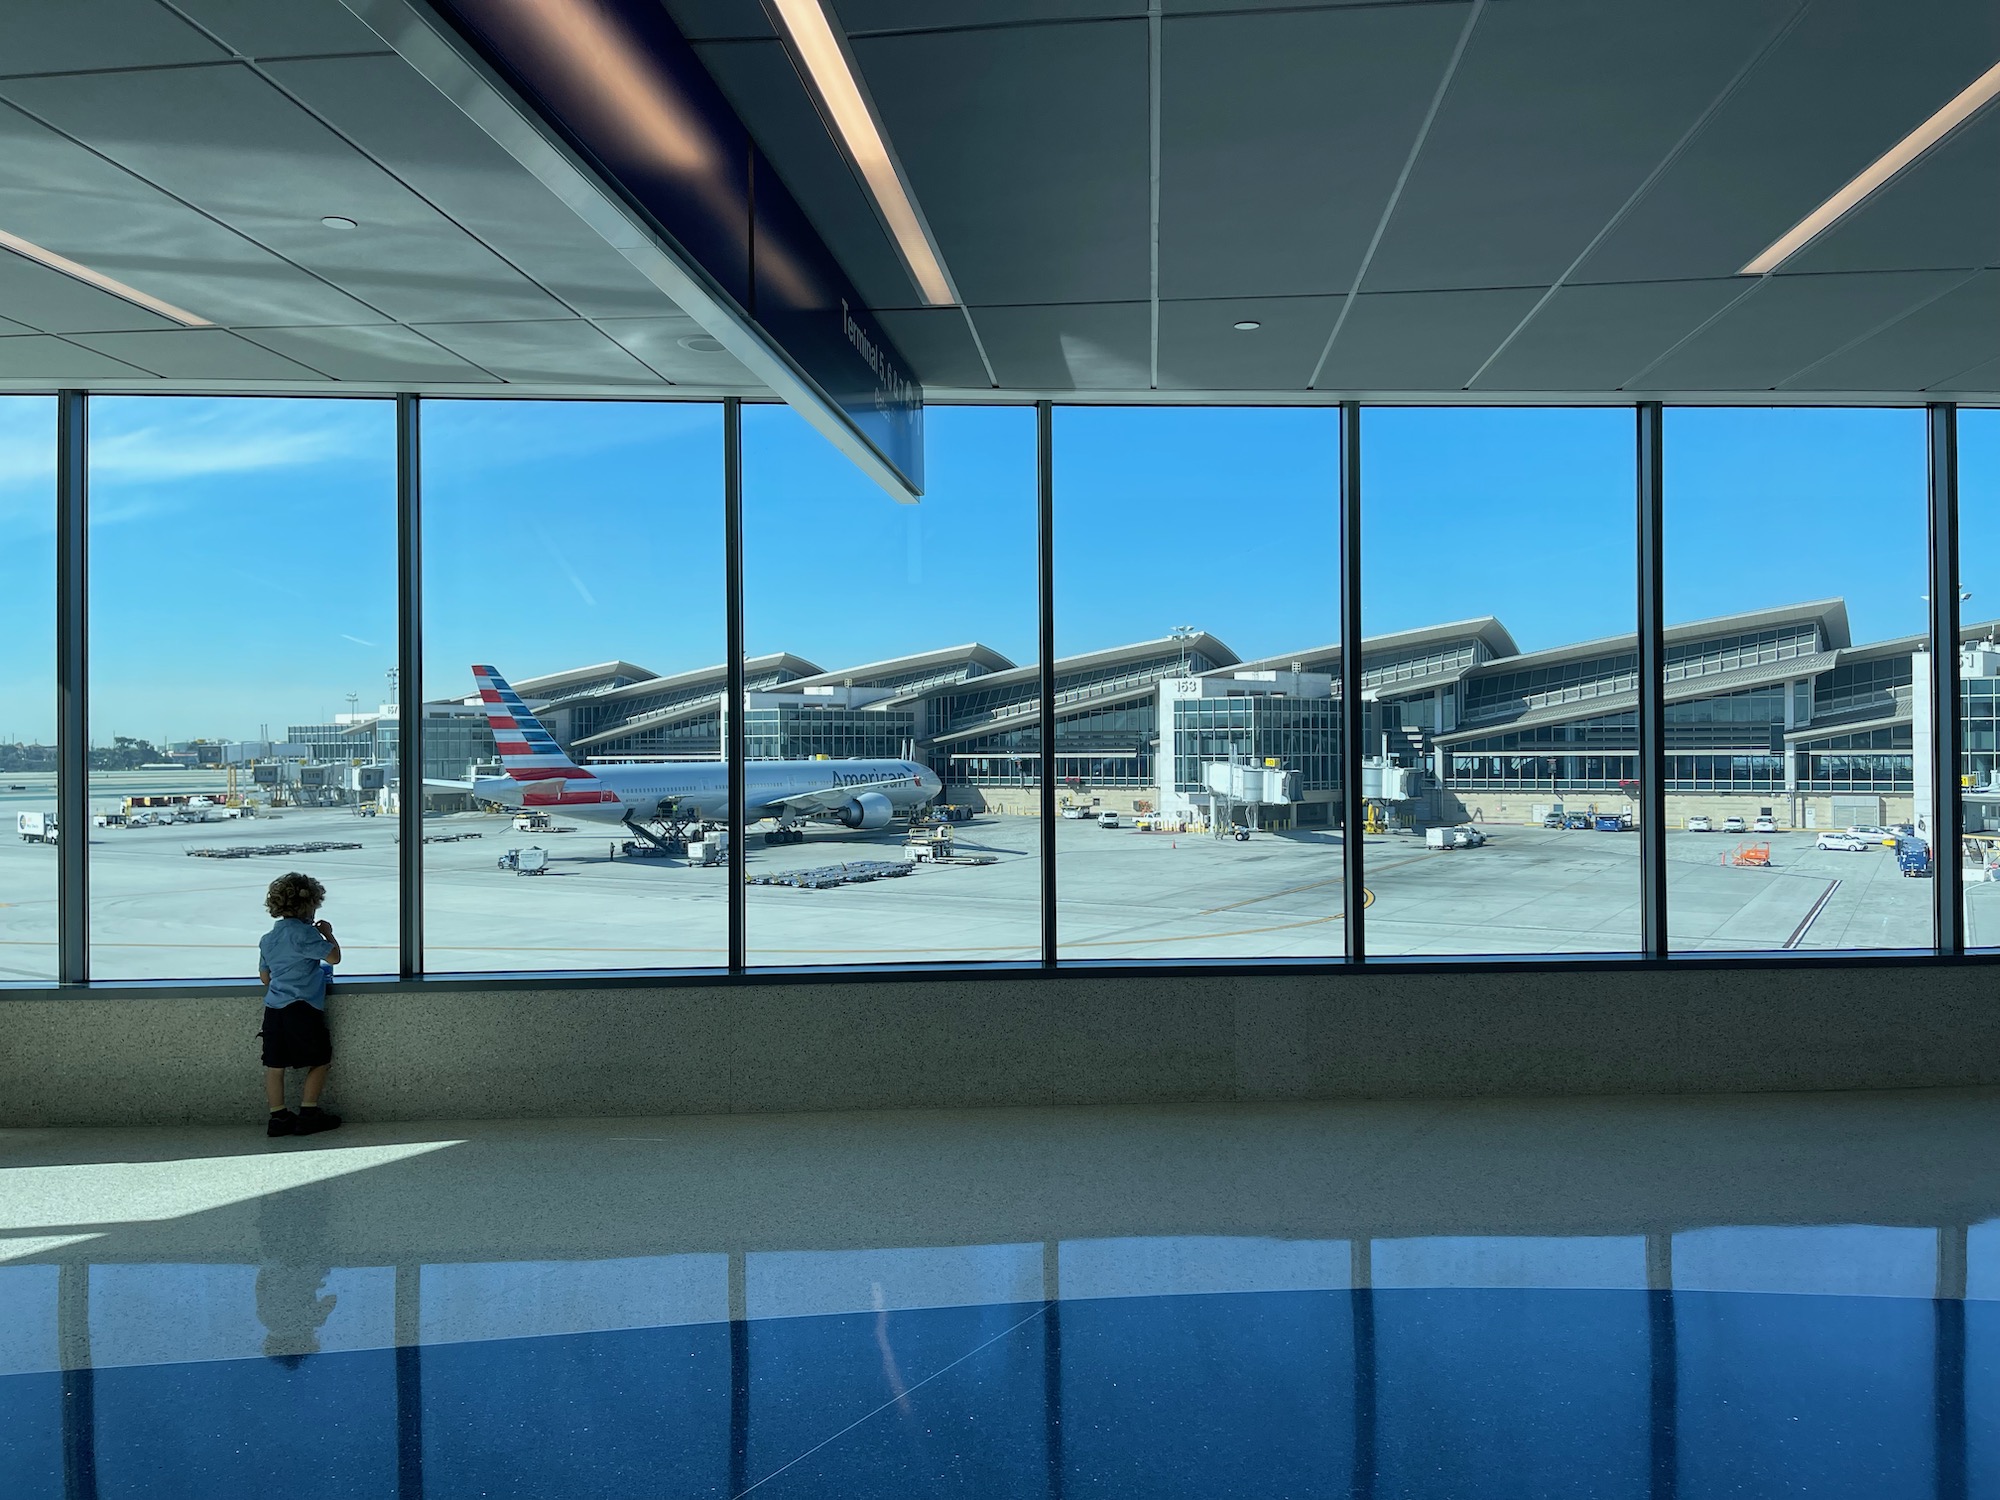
[1741,56,2000,275]
[321,216,358,230]
[0,226,209,327]
[677,334,726,353]
[1233,320,1262,331]
[764,0,958,307]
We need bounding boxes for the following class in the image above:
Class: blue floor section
[4,1287,1995,1499]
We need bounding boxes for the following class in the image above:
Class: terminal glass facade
[1665,408,1930,953]
[0,398,55,982]
[85,397,399,980]
[1052,406,1341,961]
[1362,407,1639,955]
[422,400,726,973]
[743,403,1039,966]
[0,395,1992,986]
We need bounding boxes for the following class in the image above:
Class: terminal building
[431,595,1931,832]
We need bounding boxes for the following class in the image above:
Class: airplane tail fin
[472,665,592,782]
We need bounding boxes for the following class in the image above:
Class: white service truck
[17,811,56,844]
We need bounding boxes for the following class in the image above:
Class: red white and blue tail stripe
[472,666,595,785]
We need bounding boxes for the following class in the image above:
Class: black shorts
[259,1001,332,1069]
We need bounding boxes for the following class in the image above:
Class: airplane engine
[837,791,894,830]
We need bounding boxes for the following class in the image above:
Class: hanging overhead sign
[345,0,924,498]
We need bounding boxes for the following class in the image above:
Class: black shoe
[267,1110,298,1137]
[294,1107,342,1135]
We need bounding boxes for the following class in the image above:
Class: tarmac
[0,772,1959,982]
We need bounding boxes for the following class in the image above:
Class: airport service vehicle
[1847,825,1896,845]
[1686,816,1713,832]
[1897,840,1933,877]
[1060,806,1093,820]
[16,811,55,844]
[1541,810,1564,828]
[451,666,941,849]
[1722,816,1747,834]
[1426,825,1486,849]
[1816,831,1870,851]
[1098,810,1122,828]
[1561,813,1593,830]
[1594,814,1626,832]
[1753,817,1777,833]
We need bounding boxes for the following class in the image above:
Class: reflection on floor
[4,1089,1999,1497]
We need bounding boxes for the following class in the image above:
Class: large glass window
[1362,409,1638,955]
[422,400,724,973]
[742,404,1039,965]
[1665,409,1930,953]
[87,398,396,981]
[1053,407,1340,960]
[1959,407,2000,946]
[0,398,55,982]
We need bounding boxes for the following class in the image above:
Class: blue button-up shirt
[259,918,332,1009]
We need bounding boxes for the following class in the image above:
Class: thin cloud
[340,634,377,648]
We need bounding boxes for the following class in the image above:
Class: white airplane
[463,664,940,845]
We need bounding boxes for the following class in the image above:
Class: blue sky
[0,396,1978,742]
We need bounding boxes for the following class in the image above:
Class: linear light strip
[764,0,957,307]
[1741,57,2000,276]
[0,226,211,327]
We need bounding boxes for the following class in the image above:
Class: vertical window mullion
[56,390,87,985]
[1339,401,1364,963]
[396,393,423,979]
[725,398,746,975]
[1636,402,1667,959]
[1928,401,1963,955]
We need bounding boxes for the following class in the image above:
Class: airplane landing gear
[764,825,806,846]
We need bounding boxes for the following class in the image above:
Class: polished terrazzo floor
[5,1089,2000,1497]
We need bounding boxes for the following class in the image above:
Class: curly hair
[265,872,326,921]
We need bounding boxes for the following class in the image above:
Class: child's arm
[315,921,342,965]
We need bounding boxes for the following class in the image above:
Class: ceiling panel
[1931,354,2000,395]
[236,323,500,382]
[0,65,571,326]
[689,40,915,311]
[165,0,388,58]
[874,308,993,389]
[68,328,327,379]
[1782,271,2000,391]
[968,302,1149,390]
[1157,296,1340,390]
[1315,287,1540,391]
[267,55,687,322]
[0,1,224,77]
[1159,4,1469,300]
[1472,279,1750,391]
[655,1,777,42]
[839,1,1143,29]
[1364,0,1795,293]
[1578,0,2000,285]
[0,335,152,380]
[0,100,384,328]
[857,19,1150,305]
[0,247,183,335]
[594,315,762,387]
[1632,270,1965,391]
[1788,105,2000,275]
[412,320,666,385]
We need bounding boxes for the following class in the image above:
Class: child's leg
[301,1065,329,1107]
[265,1068,287,1111]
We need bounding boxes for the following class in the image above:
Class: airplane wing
[763,775,916,818]
[423,777,476,790]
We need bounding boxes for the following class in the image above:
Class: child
[258,872,342,1138]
